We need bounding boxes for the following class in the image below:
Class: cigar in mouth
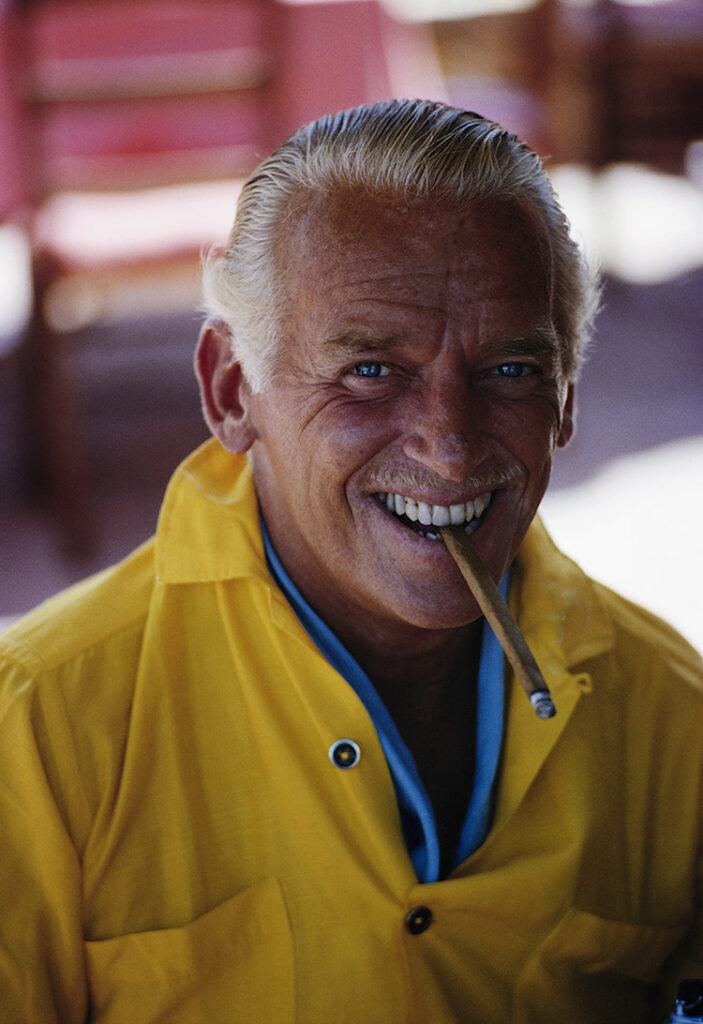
[440,527,556,719]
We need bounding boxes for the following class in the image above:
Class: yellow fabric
[1,438,702,1023]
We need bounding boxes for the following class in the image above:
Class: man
[1,100,701,1023]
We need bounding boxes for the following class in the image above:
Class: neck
[341,620,482,704]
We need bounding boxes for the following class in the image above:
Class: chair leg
[22,280,94,556]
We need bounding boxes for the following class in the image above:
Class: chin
[386,588,484,633]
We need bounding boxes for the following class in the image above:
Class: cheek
[502,386,565,434]
[319,400,397,458]
[493,398,564,468]
[263,405,391,508]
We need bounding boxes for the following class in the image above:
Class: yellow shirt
[1,440,702,1023]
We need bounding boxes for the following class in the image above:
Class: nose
[401,374,489,482]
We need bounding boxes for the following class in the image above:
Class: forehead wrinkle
[316,289,449,353]
[332,270,450,311]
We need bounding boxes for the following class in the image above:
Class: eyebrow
[322,326,562,366]
[484,330,561,366]
[322,329,405,355]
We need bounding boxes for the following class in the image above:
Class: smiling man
[1,100,702,1023]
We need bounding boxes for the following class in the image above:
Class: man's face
[245,190,573,646]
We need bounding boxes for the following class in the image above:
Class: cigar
[441,528,556,719]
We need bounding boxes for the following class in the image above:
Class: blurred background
[0,0,701,650]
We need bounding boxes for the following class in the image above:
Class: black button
[406,906,433,934]
[329,739,360,769]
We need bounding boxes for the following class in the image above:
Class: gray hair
[202,98,598,391]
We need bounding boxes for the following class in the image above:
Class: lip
[368,487,495,508]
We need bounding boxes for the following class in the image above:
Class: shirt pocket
[85,877,294,1023]
[512,906,687,1024]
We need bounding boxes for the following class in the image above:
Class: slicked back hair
[202,99,598,392]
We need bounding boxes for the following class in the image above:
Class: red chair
[4,0,443,552]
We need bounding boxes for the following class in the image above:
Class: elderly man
[1,100,701,1023]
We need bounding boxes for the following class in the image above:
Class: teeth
[378,491,493,528]
[449,503,465,525]
[404,498,418,522]
[431,505,451,527]
[417,501,432,526]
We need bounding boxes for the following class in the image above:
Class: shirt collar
[511,515,615,670]
[155,438,615,669]
[155,439,267,585]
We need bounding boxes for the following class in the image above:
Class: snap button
[406,906,433,935]
[329,739,361,769]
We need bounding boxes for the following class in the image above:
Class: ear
[557,383,575,449]
[195,320,259,454]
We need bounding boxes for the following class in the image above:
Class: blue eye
[353,362,389,378]
[496,363,530,378]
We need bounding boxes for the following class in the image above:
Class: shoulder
[589,578,703,697]
[0,538,156,708]
[0,539,160,845]
[518,518,703,703]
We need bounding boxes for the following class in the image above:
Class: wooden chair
[431,0,703,173]
[591,0,703,173]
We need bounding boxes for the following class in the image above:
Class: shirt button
[406,906,433,934]
[329,739,361,769]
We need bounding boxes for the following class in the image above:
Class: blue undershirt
[262,522,507,884]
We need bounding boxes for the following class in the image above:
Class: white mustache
[368,464,523,496]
